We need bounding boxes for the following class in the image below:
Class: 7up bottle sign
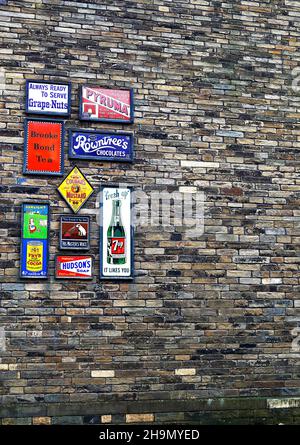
[100,186,133,280]
[107,200,126,264]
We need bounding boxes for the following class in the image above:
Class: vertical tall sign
[20,203,50,278]
[23,118,64,176]
[100,186,134,280]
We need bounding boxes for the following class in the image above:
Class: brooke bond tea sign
[60,216,90,250]
[79,86,134,123]
[69,129,134,162]
[20,203,50,279]
[26,80,71,116]
[100,186,134,280]
[23,119,64,176]
[55,255,93,279]
[57,166,94,213]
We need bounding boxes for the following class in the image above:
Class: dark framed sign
[25,80,71,117]
[79,86,134,123]
[68,129,134,163]
[99,185,134,280]
[55,255,93,279]
[59,215,90,250]
[57,166,94,214]
[20,202,50,279]
[23,118,64,176]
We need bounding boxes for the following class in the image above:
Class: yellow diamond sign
[57,166,94,213]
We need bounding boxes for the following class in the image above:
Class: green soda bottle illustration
[107,199,126,265]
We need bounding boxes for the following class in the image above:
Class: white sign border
[25,79,71,117]
[100,185,134,281]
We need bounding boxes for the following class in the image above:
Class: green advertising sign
[22,204,49,239]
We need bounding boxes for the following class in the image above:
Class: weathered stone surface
[126,414,154,424]
[0,0,300,426]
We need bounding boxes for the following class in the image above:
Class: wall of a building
[0,0,300,425]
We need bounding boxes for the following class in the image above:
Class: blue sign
[20,202,50,279]
[68,129,134,162]
[20,239,48,278]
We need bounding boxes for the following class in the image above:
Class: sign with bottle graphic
[100,186,134,280]
[20,202,50,278]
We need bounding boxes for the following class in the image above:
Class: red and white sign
[55,255,93,279]
[80,86,133,123]
[109,237,126,257]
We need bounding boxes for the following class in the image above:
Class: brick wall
[0,0,300,425]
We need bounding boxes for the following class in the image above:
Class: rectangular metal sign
[69,129,134,162]
[79,86,134,123]
[23,118,64,176]
[59,215,90,250]
[100,186,134,280]
[20,202,50,279]
[25,80,71,116]
[55,255,93,279]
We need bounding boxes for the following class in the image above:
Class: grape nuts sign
[25,80,71,117]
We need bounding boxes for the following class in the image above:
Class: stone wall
[0,0,300,425]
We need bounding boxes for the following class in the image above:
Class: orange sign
[23,119,64,176]
[57,166,94,213]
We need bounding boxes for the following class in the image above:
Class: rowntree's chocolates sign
[26,80,71,117]
[23,118,64,176]
[55,255,93,279]
[79,86,134,123]
[69,129,134,162]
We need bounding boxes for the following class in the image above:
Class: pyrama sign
[80,86,134,123]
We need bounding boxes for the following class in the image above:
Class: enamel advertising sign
[57,166,94,213]
[23,118,64,176]
[79,86,134,123]
[55,255,93,279]
[59,215,90,250]
[69,129,134,162]
[100,186,134,280]
[25,80,71,116]
[20,203,50,279]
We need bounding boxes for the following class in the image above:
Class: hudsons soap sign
[69,129,133,162]
[55,255,93,279]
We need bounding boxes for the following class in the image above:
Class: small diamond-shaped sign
[57,166,94,213]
